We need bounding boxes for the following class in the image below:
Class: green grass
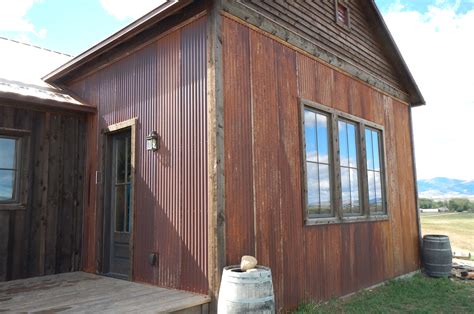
[295,274,474,314]
[421,212,474,253]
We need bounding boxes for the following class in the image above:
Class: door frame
[100,118,137,281]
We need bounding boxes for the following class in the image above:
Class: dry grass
[420,212,474,254]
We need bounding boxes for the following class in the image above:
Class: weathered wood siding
[67,16,209,294]
[222,16,420,311]
[222,0,410,103]
[0,105,85,281]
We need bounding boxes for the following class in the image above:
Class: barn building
[1,0,424,311]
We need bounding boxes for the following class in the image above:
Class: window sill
[0,203,27,211]
[305,214,389,226]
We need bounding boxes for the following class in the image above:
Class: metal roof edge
[370,0,425,106]
[43,0,193,83]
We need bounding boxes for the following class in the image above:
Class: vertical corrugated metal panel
[222,16,420,310]
[68,16,208,294]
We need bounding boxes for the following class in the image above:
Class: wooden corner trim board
[207,2,226,312]
[219,8,411,107]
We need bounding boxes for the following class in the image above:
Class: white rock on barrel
[240,255,257,271]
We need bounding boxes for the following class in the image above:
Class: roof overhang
[0,78,95,113]
[369,0,425,106]
[43,0,193,83]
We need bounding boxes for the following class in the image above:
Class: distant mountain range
[417,177,474,199]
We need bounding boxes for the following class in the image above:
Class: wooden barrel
[218,265,275,314]
[422,235,452,277]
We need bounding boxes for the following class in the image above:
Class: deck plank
[0,272,210,313]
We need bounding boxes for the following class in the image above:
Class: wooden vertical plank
[222,17,255,264]
[74,116,86,271]
[0,212,10,281]
[44,114,64,274]
[28,112,50,277]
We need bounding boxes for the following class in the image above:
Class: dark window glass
[304,109,332,217]
[0,137,18,201]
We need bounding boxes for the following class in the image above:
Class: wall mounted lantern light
[146,131,159,151]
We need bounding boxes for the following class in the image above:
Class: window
[338,120,361,215]
[335,0,351,29]
[0,128,29,209]
[301,100,387,224]
[304,109,332,218]
[0,136,19,202]
[365,128,385,214]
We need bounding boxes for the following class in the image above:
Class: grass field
[295,274,474,313]
[420,212,474,253]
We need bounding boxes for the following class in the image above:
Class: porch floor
[0,271,210,313]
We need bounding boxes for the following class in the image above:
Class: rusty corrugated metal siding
[69,16,208,294]
[222,16,420,310]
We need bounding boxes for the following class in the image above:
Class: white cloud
[0,0,46,41]
[382,2,474,180]
[100,0,166,21]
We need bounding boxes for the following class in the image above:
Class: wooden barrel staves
[218,265,275,313]
[422,235,452,277]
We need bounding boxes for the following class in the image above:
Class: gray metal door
[105,130,132,279]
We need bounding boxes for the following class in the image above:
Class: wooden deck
[0,272,210,313]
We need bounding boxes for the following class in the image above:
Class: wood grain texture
[0,106,86,282]
[0,272,210,313]
[222,16,420,311]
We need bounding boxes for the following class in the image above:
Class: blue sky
[0,0,473,181]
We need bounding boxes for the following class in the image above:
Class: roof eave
[43,0,193,83]
[370,1,425,107]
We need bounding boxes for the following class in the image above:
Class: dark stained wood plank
[0,212,10,281]
[44,114,64,275]
[222,17,255,264]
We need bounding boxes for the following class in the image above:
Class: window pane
[319,164,331,215]
[115,137,126,184]
[304,110,317,162]
[347,123,358,168]
[316,114,329,164]
[375,171,383,212]
[341,167,351,212]
[350,169,361,213]
[372,131,381,171]
[115,185,125,232]
[125,184,132,232]
[368,171,377,212]
[338,121,349,167]
[365,129,374,171]
[0,169,15,201]
[126,137,132,183]
[0,138,17,169]
[307,162,320,215]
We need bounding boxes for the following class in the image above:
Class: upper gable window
[335,1,351,29]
